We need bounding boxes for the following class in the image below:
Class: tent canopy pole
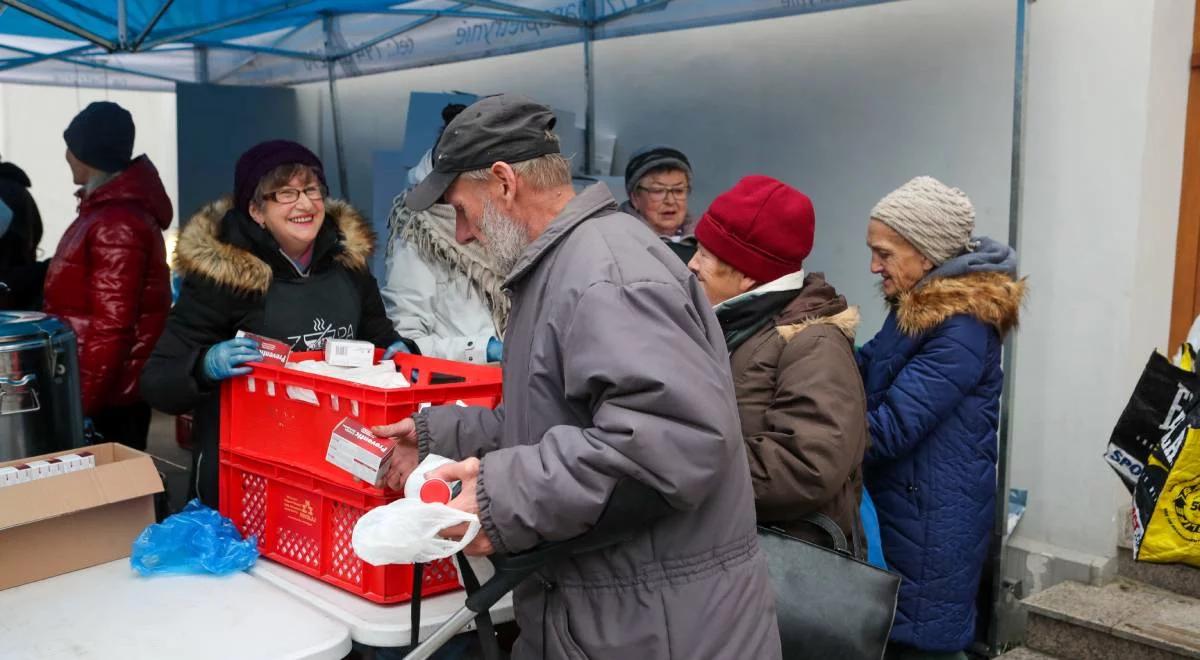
[583,1,596,175]
[323,13,349,199]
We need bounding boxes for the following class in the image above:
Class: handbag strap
[455,551,504,660]
[801,513,850,554]
[410,562,424,646]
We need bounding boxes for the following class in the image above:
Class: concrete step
[1023,578,1200,659]
[1119,546,1200,601]
[995,647,1061,659]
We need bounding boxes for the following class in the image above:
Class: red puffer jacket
[43,155,173,416]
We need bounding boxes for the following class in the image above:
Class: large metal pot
[0,312,84,461]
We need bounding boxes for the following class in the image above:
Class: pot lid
[0,311,68,342]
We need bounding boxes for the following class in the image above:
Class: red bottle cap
[419,478,453,505]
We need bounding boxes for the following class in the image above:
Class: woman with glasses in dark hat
[141,140,416,508]
[620,144,698,263]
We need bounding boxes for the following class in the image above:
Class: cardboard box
[0,443,163,590]
[324,338,375,367]
[326,417,394,487]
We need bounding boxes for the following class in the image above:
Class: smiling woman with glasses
[621,144,699,263]
[140,139,417,510]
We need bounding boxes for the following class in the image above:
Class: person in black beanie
[140,139,416,508]
[43,101,173,450]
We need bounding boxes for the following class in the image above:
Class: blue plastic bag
[130,499,258,576]
[860,488,889,570]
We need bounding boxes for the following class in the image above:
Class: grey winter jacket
[416,184,781,660]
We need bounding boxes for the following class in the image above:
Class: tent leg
[979,0,1031,655]
[117,0,127,49]
[323,14,350,199]
[582,1,596,175]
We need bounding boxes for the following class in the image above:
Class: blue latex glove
[486,337,503,363]
[202,338,262,381]
[382,340,413,360]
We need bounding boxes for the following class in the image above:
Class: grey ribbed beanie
[870,176,975,265]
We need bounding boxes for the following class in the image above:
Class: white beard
[479,200,532,275]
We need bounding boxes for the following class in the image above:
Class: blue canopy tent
[0,0,902,183]
[0,0,1031,654]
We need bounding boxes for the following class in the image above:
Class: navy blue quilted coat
[858,268,1023,652]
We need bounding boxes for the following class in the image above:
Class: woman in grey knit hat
[857,176,1025,659]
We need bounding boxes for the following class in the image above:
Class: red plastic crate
[219,350,502,492]
[220,448,463,604]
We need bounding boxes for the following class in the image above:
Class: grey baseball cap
[406,94,560,211]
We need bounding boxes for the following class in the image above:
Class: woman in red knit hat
[689,174,868,550]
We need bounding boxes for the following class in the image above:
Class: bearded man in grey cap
[859,176,1024,659]
[373,94,780,660]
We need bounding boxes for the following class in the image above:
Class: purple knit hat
[233,140,326,213]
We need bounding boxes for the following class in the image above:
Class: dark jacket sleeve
[140,277,241,415]
[744,327,869,522]
[469,281,737,555]
[354,270,411,351]
[864,317,989,466]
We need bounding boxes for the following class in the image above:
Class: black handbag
[758,514,900,660]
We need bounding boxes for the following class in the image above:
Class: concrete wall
[1005,0,1194,588]
[0,84,177,260]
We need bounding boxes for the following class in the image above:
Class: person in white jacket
[381,124,508,363]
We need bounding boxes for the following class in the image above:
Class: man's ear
[739,274,759,295]
[491,162,518,205]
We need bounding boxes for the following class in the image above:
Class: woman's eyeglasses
[636,185,690,201]
[262,185,327,204]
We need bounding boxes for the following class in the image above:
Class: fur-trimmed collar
[175,196,374,296]
[777,307,860,343]
[896,271,1025,337]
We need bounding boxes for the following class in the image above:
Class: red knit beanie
[695,175,814,284]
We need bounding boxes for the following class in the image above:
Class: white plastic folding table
[0,559,352,659]
[250,559,515,648]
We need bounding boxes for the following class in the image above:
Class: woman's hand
[202,337,262,381]
[382,340,413,360]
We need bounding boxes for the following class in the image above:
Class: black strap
[456,551,504,660]
[410,562,424,647]
[800,513,850,554]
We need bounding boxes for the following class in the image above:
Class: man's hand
[428,458,494,556]
[373,417,419,491]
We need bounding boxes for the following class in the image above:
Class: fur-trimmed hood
[175,196,374,296]
[778,306,860,343]
[896,271,1025,337]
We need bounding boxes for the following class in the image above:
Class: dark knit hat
[695,175,814,284]
[233,140,326,213]
[63,101,134,173]
[624,144,691,196]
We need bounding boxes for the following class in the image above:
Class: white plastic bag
[352,498,480,565]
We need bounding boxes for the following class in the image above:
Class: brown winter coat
[732,273,868,550]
